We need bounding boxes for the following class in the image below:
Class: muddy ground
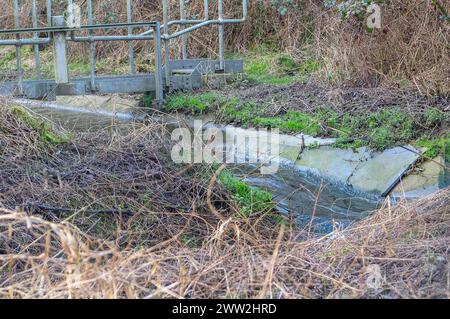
[218,81,450,115]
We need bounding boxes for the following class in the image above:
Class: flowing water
[21,99,381,233]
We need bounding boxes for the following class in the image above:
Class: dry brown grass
[0,101,448,299]
[1,189,448,299]
[314,0,450,96]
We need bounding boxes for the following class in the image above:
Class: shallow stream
[22,99,381,232]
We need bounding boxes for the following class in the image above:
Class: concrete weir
[167,119,447,199]
[295,145,421,197]
[17,95,448,200]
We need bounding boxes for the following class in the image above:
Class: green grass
[334,108,449,151]
[253,111,322,135]
[162,92,222,114]
[163,88,449,156]
[0,49,16,69]
[241,50,321,85]
[68,58,109,75]
[218,99,329,135]
[220,100,265,124]
[218,170,274,217]
[416,136,450,162]
[0,46,34,70]
[11,106,73,145]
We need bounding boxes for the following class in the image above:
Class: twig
[24,203,134,216]
[258,224,285,298]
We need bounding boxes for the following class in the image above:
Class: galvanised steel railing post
[127,0,136,75]
[180,0,187,59]
[163,0,170,87]
[32,0,41,80]
[47,0,52,27]
[52,16,69,84]
[204,0,209,20]
[13,0,23,95]
[218,0,225,71]
[154,22,164,107]
[87,0,96,91]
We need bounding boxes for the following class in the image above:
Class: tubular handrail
[139,0,248,38]
[0,22,159,35]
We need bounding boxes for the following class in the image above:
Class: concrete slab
[349,145,419,196]
[295,146,371,183]
[391,156,446,198]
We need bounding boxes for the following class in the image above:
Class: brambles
[0,98,448,299]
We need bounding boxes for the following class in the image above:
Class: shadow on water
[24,100,381,233]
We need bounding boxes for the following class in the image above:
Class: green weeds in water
[218,170,274,218]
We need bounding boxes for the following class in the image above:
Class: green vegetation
[416,136,450,162]
[253,111,322,135]
[218,170,274,217]
[334,109,449,153]
[163,90,449,159]
[163,92,221,114]
[220,99,262,123]
[180,232,203,248]
[242,51,321,85]
[0,49,16,69]
[334,108,417,150]
[224,47,322,85]
[11,106,73,144]
[164,92,326,135]
[68,57,107,75]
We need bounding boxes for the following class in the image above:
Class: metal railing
[0,0,248,105]
[139,0,248,85]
